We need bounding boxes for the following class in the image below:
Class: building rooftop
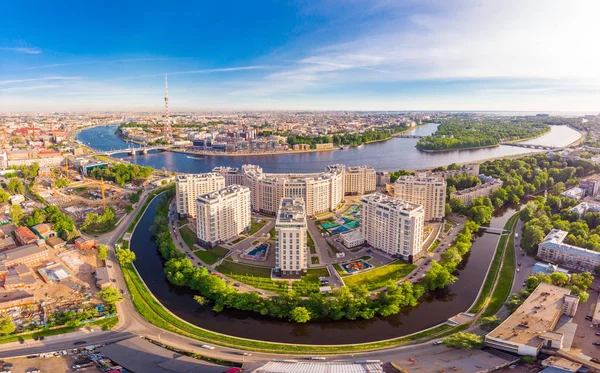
[176,172,223,181]
[531,262,569,276]
[540,229,600,261]
[276,198,306,224]
[253,361,383,373]
[394,175,445,184]
[341,229,363,241]
[346,165,374,173]
[15,226,38,242]
[197,184,249,203]
[486,282,572,348]
[360,193,423,214]
[0,243,47,264]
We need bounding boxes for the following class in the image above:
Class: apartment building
[274,198,308,277]
[0,243,49,267]
[537,229,600,272]
[360,193,424,262]
[579,177,600,198]
[344,165,376,195]
[450,176,503,206]
[376,171,390,187]
[213,166,244,185]
[240,164,345,216]
[485,282,578,356]
[394,175,446,221]
[175,173,225,218]
[196,185,251,247]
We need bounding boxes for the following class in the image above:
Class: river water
[76,123,581,173]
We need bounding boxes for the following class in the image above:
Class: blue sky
[1,0,599,112]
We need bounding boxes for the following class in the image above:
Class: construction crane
[63,157,69,179]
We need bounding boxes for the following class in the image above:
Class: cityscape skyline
[2,0,600,112]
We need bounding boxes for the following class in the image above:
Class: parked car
[433,340,443,345]
[201,344,215,350]
[309,357,326,360]
[592,342,600,346]
[73,341,87,345]
[595,332,600,336]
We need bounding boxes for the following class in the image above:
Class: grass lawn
[269,227,275,239]
[248,219,268,235]
[427,239,441,252]
[232,236,246,244]
[444,220,456,233]
[177,218,188,227]
[311,257,319,264]
[179,225,198,248]
[307,232,316,254]
[194,246,229,265]
[343,260,416,291]
[292,268,330,295]
[217,260,272,277]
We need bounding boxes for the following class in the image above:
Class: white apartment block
[239,164,345,217]
[196,185,251,247]
[394,175,446,221]
[344,165,376,195]
[537,229,600,272]
[275,198,308,277]
[213,166,244,185]
[360,193,424,262]
[176,173,225,218]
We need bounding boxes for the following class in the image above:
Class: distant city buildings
[360,193,424,262]
[175,173,225,218]
[537,229,600,272]
[393,175,446,221]
[274,198,308,277]
[196,185,251,247]
[450,175,503,206]
[344,165,376,196]
[579,177,600,198]
[485,282,578,356]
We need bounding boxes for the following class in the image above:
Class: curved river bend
[79,124,573,343]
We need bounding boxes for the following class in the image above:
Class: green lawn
[179,226,198,248]
[194,246,229,265]
[292,268,330,296]
[343,261,416,291]
[444,220,456,233]
[311,257,319,264]
[427,239,441,252]
[248,219,268,235]
[217,260,272,277]
[269,227,276,239]
[307,232,317,254]
[177,218,189,227]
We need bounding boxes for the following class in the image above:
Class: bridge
[398,134,426,139]
[500,142,558,150]
[99,145,174,156]
[479,226,510,234]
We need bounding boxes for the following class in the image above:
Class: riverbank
[418,144,501,153]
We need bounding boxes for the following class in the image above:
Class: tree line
[88,163,153,186]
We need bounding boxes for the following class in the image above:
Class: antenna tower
[164,74,173,143]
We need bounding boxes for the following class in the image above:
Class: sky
[1,0,600,112]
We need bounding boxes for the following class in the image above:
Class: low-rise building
[0,233,16,251]
[360,193,424,262]
[560,187,585,200]
[531,262,569,276]
[14,226,39,246]
[569,202,600,218]
[485,282,579,356]
[537,229,600,272]
[196,185,251,247]
[46,236,66,249]
[95,266,111,289]
[31,223,54,239]
[74,237,96,250]
[450,176,503,206]
[275,198,308,277]
[340,229,364,248]
[0,151,7,170]
[579,178,600,198]
[0,290,35,310]
[3,264,37,290]
[0,243,48,267]
[9,194,25,205]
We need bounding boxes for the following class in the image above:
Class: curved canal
[130,194,519,344]
[76,123,581,173]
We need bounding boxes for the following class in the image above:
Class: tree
[9,205,23,225]
[98,286,123,305]
[479,316,502,331]
[442,332,484,349]
[25,209,45,227]
[97,245,108,261]
[56,178,69,188]
[422,261,457,290]
[115,247,136,265]
[595,265,600,276]
[0,188,9,203]
[521,224,545,254]
[290,306,311,323]
[549,272,569,287]
[7,178,25,195]
[0,316,16,335]
[194,295,208,306]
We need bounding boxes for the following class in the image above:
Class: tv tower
[164,74,173,143]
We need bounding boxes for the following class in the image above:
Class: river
[130,194,518,344]
[76,123,581,173]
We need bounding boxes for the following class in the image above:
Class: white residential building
[537,229,600,272]
[275,198,308,277]
[176,173,225,218]
[360,193,424,262]
[340,230,364,248]
[394,175,446,221]
[344,165,376,195]
[196,185,251,247]
[0,151,7,170]
[213,166,244,185]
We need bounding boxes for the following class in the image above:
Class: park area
[339,260,416,291]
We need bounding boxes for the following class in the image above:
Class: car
[521,253,525,256]
[111,279,116,282]
[508,363,519,369]
[73,341,87,345]
[241,352,252,356]
[518,262,521,266]
[309,357,326,360]
[592,357,600,363]
[516,268,520,272]
[26,369,40,373]
[2,364,12,369]
[592,342,600,346]
[120,289,126,295]
[586,315,593,321]
[200,344,215,349]
[596,332,600,336]
[433,340,443,345]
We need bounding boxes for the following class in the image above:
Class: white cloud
[0,76,80,85]
[0,46,42,54]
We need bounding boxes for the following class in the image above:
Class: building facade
[360,193,424,262]
[394,175,446,221]
[196,185,251,247]
[537,229,600,272]
[213,166,244,185]
[344,165,376,195]
[0,151,7,170]
[175,173,225,218]
[274,198,308,277]
[450,177,503,206]
[231,164,345,217]
[375,171,390,187]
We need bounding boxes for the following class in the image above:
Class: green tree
[56,178,69,188]
[115,247,136,265]
[98,286,123,305]
[0,316,16,335]
[422,261,457,290]
[194,295,208,306]
[25,209,46,227]
[97,245,108,261]
[290,306,311,323]
[479,316,502,331]
[9,204,23,225]
[442,332,484,349]
[7,178,25,195]
[521,224,545,254]
[0,189,9,203]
